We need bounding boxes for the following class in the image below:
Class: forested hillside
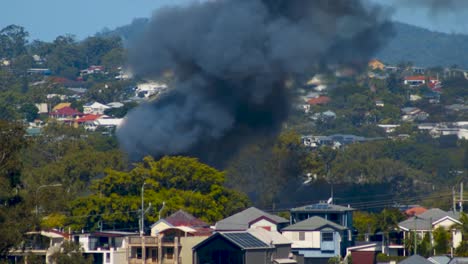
[378,22,468,68]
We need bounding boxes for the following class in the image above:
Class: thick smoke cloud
[117,0,393,166]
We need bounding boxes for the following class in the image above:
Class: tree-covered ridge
[378,22,468,68]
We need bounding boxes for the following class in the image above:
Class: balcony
[128,236,159,246]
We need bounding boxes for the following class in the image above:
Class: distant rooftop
[291,202,355,212]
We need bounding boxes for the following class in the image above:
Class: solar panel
[223,232,269,249]
[305,204,330,210]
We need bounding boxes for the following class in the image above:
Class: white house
[83,102,110,115]
[397,208,463,252]
[281,216,348,263]
[72,231,132,264]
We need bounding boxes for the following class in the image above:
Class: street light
[35,184,62,216]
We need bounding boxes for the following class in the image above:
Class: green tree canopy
[69,156,249,231]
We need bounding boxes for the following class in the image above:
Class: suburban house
[193,231,281,264]
[75,114,102,130]
[49,106,83,122]
[397,208,463,254]
[281,216,348,264]
[81,65,105,75]
[401,107,429,122]
[127,210,211,264]
[8,230,69,263]
[293,201,353,224]
[214,207,289,232]
[72,231,131,263]
[83,102,110,115]
[404,76,426,87]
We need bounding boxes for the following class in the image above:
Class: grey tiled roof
[399,255,432,264]
[449,258,468,264]
[428,256,451,264]
[398,208,460,231]
[291,202,355,212]
[215,207,289,231]
[281,216,347,231]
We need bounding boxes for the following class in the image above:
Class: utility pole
[460,182,464,213]
[453,186,457,213]
[141,182,146,264]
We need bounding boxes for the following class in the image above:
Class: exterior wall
[246,249,272,264]
[434,218,458,229]
[111,249,126,264]
[453,230,462,248]
[251,219,278,232]
[180,236,208,264]
[282,231,320,248]
[274,244,291,259]
[351,251,375,264]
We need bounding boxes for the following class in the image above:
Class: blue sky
[0,0,467,41]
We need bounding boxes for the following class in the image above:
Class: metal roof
[291,202,355,212]
[221,232,271,249]
[215,207,288,231]
[398,208,460,231]
[399,255,432,264]
[282,216,347,232]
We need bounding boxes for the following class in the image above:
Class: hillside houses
[9,200,468,264]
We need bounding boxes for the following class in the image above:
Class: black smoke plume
[117,0,393,166]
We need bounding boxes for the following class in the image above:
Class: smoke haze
[117,0,393,166]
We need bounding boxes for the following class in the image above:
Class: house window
[106,253,110,263]
[136,248,142,259]
[321,232,333,242]
[299,232,305,241]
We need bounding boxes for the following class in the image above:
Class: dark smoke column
[117,0,393,166]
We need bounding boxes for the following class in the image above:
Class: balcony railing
[128,236,158,246]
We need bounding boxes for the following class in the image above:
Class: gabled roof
[193,232,272,251]
[84,102,110,109]
[282,216,347,232]
[164,210,209,227]
[398,208,461,231]
[399,255,432,264]
[248,228,292,245]
[428,255,451,264]
[215,207,289,231]
[50,106,82,116]
[448,257,468,264]
[291,202,355,212]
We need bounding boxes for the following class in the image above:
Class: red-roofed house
[307,96,331,105]
[404,76,426,87]
[49,106,83,122]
